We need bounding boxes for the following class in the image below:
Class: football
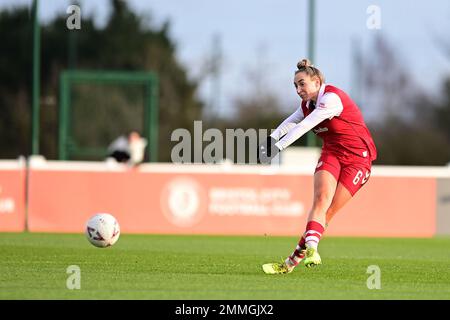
[85,213,120,248]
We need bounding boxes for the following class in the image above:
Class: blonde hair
[295,58,325,84]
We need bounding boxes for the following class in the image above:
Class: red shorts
[315,152,372,196]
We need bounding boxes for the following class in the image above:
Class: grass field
[1,233,450,299]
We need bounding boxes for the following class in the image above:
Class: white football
[85,213,120,248]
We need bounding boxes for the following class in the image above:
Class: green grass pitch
[1,233,449,299]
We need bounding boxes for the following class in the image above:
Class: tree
[0,0,204,161]
[363,35,450,165]
[0,8,32,158]
[433,78,450,148]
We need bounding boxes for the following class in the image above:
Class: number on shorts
[362,171,370,184]
[353,170,370,185]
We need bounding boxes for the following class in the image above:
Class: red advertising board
[0,160,26,232]
[27,162,436,237]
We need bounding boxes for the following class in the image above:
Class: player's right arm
[270,107,304,140]
[275,93,343,151]
[258,107,304,164]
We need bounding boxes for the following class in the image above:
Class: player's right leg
[325,182,353,226]
[325,160,372,226]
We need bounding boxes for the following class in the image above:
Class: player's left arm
[275,93,343,151]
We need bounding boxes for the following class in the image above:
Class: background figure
[107,134,130,163]
[107,131,147,166]
[128,131,148,166]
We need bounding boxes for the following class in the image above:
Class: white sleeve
[275,92,343,151]
[270,107,304,140]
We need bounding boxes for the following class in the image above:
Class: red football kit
[273,84,377,196]
[303,85,376,195]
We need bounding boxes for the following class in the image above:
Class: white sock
[284,257,296,268]
[306,242,318,250]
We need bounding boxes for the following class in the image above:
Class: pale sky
[2,0,450,119]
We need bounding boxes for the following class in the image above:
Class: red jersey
[301,85,377,161]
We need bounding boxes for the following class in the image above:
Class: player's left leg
[302,180,354,267]
[301,170,337,268]
[262,170,337,274]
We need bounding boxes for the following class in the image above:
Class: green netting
[59,71,158,161]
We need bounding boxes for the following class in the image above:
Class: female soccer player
[260,59,377,274]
